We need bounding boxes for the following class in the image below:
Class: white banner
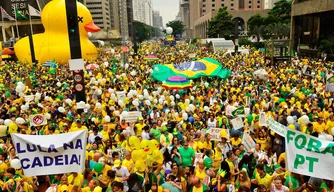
[124,111,142,122]
[286,129,334,180]
[267,117,286,137]
[117,91,126,101]
[259,112,267,126]
[231,117,244,130]
[11,130,87,176]
[242,132,256,150]
[29,114,47,126]
[206,128,230,141]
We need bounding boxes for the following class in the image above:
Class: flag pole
[1,6,6,42]
[29,9,33,35]
[14,9,19,38]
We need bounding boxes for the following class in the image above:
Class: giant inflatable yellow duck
[14,0,100,64]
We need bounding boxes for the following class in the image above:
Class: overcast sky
[153,0,179,27]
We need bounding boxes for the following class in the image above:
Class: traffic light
[67,14,78,40]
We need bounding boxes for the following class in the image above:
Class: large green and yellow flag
[15,8,28,20]
[150,58,231,82]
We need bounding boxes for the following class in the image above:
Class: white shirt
[112,166,130,187]
[88,133,103,144]
[141,131,150,140]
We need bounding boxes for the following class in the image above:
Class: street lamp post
[120,0,126,64]
[234,19,239,54]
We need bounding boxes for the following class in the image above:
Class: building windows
[257,5,260,8]
[212,0,215,2]
[203,0,205,2]
[212,8,215,11]
[258,0,260,3]
[91,12,102,15]
[93,17,103,20]
[249,0,252,3]
[212,4,215,7]
[203,4,206,7]
[231,3,234,6]
[249,5,252,8]
[87,2,101,5]
[221,3,224,6]
[203,9,206,12]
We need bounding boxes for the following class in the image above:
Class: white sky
[152,0,179,27]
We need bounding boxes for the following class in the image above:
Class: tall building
[264,0,279,9]
[152,11,163,29]
[291,0,334,55]
[133,0,152,26]
[200,0,265,17]
[181,0,269,38]
[126,0,134,40]
[180,0,201,39]
[86,0,111,29]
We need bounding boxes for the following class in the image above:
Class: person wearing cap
[88,127,103,144]
[216,130,232,159]
[135,117,146,136]
[112,159,130,190]
[160,126,173,147]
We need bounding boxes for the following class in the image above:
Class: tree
[134,21,150,42]
[166,20,185,36]
[207,7,234,38]
[268,0,292,23]
[248,14,265,32]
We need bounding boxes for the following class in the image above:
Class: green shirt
[320,182,330,191]
[150,128,161,140]
[178,146,195,167]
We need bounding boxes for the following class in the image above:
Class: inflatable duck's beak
[84,21,100,33]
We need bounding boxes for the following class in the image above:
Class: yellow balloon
[135,160,146,173]
[140,140,150,154]
[152,150,163,165]
[131,149,147,162]
[149,139,160,153]
[14,0,100,64]
[129,136,140,151]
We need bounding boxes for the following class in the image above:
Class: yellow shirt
[122,159,135,173]
[254,173,273,189]
[313,122,326,133]
[101,165,112,183]
[81,186,102,192]
[326,121,334,134]
[0,162,8,173]
[230,137,242,147]
[135,123,146,136]
[67,173,84,187]
[100,130,109,141]
[195,167,206,182]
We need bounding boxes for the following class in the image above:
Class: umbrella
[2,48,15,55]
[144,55,159,61]
[162,76,192,90]
[86,64,99,70]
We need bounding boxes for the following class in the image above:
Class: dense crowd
[0,41,333,192]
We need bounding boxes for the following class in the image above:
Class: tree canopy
[166,20,185,36]
[207,7,234,38]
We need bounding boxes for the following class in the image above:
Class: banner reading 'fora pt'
[285,129,334,180]
[11,130,87,176]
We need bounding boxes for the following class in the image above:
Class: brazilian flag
[232,106,245,116]
[150,58,231,82]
